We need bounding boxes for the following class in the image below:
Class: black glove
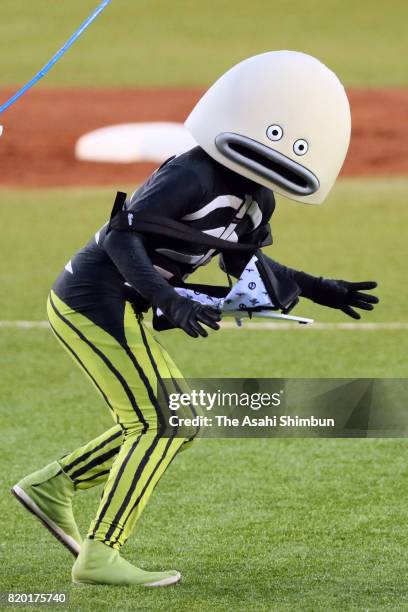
[312,279,379,319]
[160,295,221,338]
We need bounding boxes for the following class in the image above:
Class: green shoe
[72,539,181,587]
[11,461,82,557]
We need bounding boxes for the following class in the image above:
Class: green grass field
[1,179,408,610]
[0,0,408,87]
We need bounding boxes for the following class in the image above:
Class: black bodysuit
[53,147,280,320]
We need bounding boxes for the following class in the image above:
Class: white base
[75,122,196,163]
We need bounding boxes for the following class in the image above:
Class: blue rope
[0,0,112,115]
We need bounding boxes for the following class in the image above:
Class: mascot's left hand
[311,279,379,319]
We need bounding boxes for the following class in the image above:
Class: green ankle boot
[72,539,181,587]
[11,461,82,556]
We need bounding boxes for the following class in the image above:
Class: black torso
[53,147,275,311]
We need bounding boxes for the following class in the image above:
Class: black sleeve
[219,223,271,278]
[260,254,318,299]
[103,230,176,308]
[221,248,318,299]
[103,159,206,307]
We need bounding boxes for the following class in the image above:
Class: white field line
[221,321,408,330]
[0,320,50,329]
[0,320,408,331]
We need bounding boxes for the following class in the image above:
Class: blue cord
[0,0,112,115]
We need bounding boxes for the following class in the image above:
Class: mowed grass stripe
[1,0,407,86]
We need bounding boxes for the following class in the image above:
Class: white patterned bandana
[157,255,275,314]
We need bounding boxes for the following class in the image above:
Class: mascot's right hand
[160,295,221,338]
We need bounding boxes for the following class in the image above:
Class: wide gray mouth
[215,132,319,196]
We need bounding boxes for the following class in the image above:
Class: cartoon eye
[293,139,308,155]
[266,124,283,141]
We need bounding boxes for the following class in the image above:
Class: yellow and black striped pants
[47,290,192,550]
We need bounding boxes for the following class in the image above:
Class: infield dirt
[0,87,407,187]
